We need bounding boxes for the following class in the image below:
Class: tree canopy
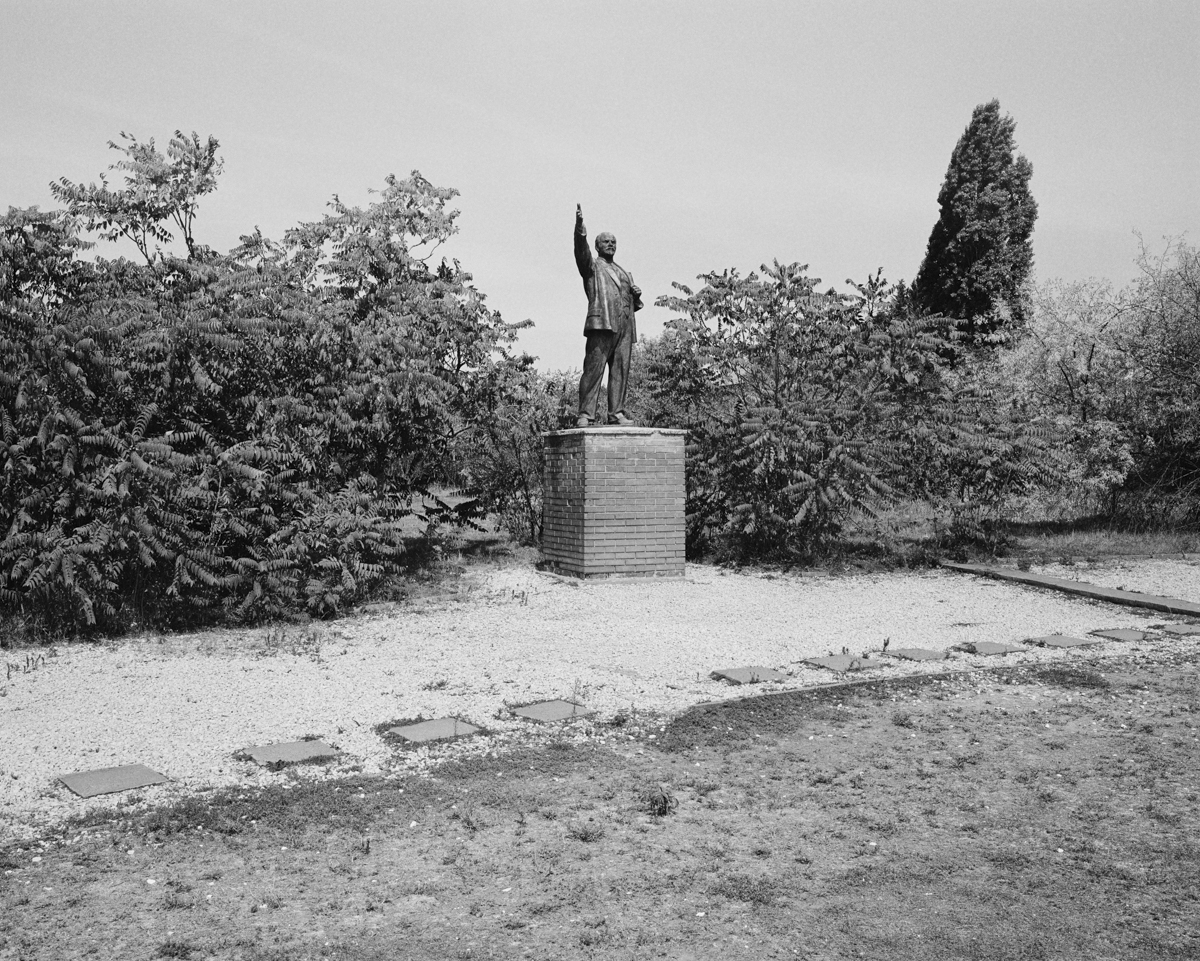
[912,99,1037,345]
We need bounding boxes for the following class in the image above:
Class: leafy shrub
[455,366,575,545]
[1110,242,1200,518]
[1,133,535,631]
[1001,242,1200,525]
[647,263,1058,561]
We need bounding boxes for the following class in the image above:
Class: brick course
[541,427,686,578]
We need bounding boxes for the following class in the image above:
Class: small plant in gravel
[567,820,605,843]
[642,783,678,817]
[579,920,612,948]
[711,872,775,905]
[6,652,48,680]
[259,625,324,661]
[449,807,486,834]
[161,890,191,910]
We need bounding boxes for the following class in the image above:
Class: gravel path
[3,559,1197,842]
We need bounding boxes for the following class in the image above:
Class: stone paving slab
[941,561,1200,616]
[511,699,593,722]
[711,666,788,685]
[885,647,950,662]
[1024,635,1100,649]
[1156,622,1200,636]
[59,764,169,799]
[954,641,1025,656]
[801,655,885,673]
[387,718,481,743]
[1089,628,1152,642]
[239,740,339,767]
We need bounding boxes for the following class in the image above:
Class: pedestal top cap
[545,426,688,438]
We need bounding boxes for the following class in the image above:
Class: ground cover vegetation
[2,653,1196,959]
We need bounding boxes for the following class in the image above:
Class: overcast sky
[3,1,1197,371]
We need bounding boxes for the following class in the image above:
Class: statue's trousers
[578,325,633,421]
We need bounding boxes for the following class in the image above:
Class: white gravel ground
[2,559,1198,842]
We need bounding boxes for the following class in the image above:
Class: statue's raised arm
[574,204,592,278]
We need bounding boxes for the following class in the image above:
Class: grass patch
[835,501,1200,568]
[711,872,776,905]
[1036,665,1111,689]
[1005,515,1200,560]
[4,653,1198,960]
[566,821,606,843]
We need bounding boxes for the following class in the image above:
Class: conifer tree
[913,100,1037,344]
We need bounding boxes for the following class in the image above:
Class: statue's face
[595,233,616,258]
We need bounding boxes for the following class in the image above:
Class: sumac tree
[1,133,537,631]
[652,262,1057,560]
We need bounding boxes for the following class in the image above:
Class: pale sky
[2,1,1197,371]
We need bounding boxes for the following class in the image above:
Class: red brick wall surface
[542,428,686,577]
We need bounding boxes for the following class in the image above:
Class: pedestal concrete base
[541,426,686,578]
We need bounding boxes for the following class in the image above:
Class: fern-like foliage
[650,263,1060,560]
[2,135,536,632]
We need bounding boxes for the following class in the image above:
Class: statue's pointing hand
[576,204,584,226]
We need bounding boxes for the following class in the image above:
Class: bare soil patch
[3,652,1198,960]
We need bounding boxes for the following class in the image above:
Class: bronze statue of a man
[573,204,643,427]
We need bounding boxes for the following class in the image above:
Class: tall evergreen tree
[913,99,1037,344]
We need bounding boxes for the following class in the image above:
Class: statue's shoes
[575,414,592,428]
[608,413,635,426]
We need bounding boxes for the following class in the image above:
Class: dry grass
[3,654,1198,959]
[841,499,1200,568]
[1008,524,1200,562]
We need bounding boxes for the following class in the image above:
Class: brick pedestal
[541,427,687,578]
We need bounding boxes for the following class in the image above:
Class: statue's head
[595,232,616,259]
